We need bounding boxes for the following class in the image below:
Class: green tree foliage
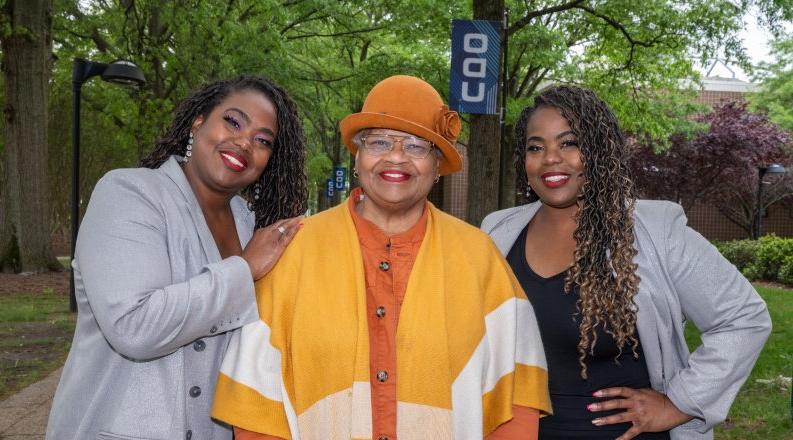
[752,37,793,131]
[2,0,788,251]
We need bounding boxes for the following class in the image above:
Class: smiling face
[355,128,439,214]
[183,89,278,198]
[523,106,585,209]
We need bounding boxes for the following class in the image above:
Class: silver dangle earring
[184,131,194,163]
[248,181,262,211]
[353,168,359,178]
[434,175,440,184]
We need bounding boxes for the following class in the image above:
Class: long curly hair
[514,85,640,378]
[141,75,307,228]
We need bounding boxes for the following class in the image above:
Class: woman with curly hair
[47,75,307,440]
[482,85,770,440]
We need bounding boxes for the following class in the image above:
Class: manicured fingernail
[587,404,595,411]
[592,418,603,425]
[593,391,602,397]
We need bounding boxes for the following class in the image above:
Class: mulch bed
[0,271,70,296]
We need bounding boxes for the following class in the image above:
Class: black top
[507,225,670,439]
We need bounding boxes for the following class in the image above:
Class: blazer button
[193,340,206,352]
[189,386,201,398]
[376,306,386,318]
[376,370,388,382]
[379,261,390,271]
[209,325,218,334]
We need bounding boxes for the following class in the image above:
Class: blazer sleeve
[76,171,258,361]
[660,203,771,432]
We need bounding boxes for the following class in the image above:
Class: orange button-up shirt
[234,189,538,440]
[349,189,428,440]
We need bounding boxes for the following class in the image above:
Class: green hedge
[714,235,793,286]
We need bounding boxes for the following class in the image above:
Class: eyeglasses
[360,134,435,159]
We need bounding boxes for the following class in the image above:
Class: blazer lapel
[160,156,223,263]
[486,203,541,255]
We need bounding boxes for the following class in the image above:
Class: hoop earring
[434,175,440,184]
[353,168,359,178]
[183,131,194,163]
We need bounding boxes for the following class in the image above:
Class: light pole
[753,163,786,240]
[71,58,145,312]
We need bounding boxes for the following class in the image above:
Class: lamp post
[71,58,145,312]
[753,163,786,240]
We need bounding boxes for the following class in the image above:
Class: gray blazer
[482,200,771,440]
[47,157,259,440]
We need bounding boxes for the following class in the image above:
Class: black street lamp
[753,163,786,240]
[71,58,145,312]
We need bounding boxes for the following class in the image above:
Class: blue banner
[326,179,335,198]
[449,19,501,115]
[334,166,347,190]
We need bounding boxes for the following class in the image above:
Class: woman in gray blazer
[46,76,307,440]
[482,85,771,440]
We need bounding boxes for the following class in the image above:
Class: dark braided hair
[514,85,640,379]
[141,75,307,228]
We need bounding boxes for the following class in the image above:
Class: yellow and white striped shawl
[212,202,551,439]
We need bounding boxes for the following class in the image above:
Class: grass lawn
[0,288,74,401]
[685,285,793,439]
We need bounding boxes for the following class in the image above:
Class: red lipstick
[379,170,411,183]
[540,172,570,188]
[219,150,248,172]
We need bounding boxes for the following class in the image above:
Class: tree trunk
[500,121,518,207]
[0,0,61,272]
[466,0,505,226]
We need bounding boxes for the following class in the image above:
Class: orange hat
[340,75,463,176]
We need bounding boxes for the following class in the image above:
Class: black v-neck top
[507,225,670,439]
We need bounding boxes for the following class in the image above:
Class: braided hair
[514,85,640,379]
[141,75,307,228]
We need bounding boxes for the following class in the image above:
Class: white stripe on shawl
[516,297,548,369]
[295,382,372,440]
[450,297,545,439]
[396,402,452,440]
[219,321,300,438]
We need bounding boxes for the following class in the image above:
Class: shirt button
[378,436,389,440]
[193,340,206,352]
[379,261,390,271]
[209,325,218,334]
[185,430,192,440]
[376,306,386,318]
[376,370,389,382]
[189,386,201,398]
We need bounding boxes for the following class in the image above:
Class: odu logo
[449,19,500,115]
[460,33,489,103]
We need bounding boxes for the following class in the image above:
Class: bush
[715,235,793,286]
[751,234,793,281]
[714,239,759,271]
[778,256,793,285]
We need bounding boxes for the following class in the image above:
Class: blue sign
[326,179,335,198]
[449,19,501,115]
[334,166,347,190]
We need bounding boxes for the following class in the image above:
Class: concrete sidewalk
[0,367,61,440]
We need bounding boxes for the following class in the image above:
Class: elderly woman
[47,76,307,440]
[212,75,551,440]
[482,85,771,439]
